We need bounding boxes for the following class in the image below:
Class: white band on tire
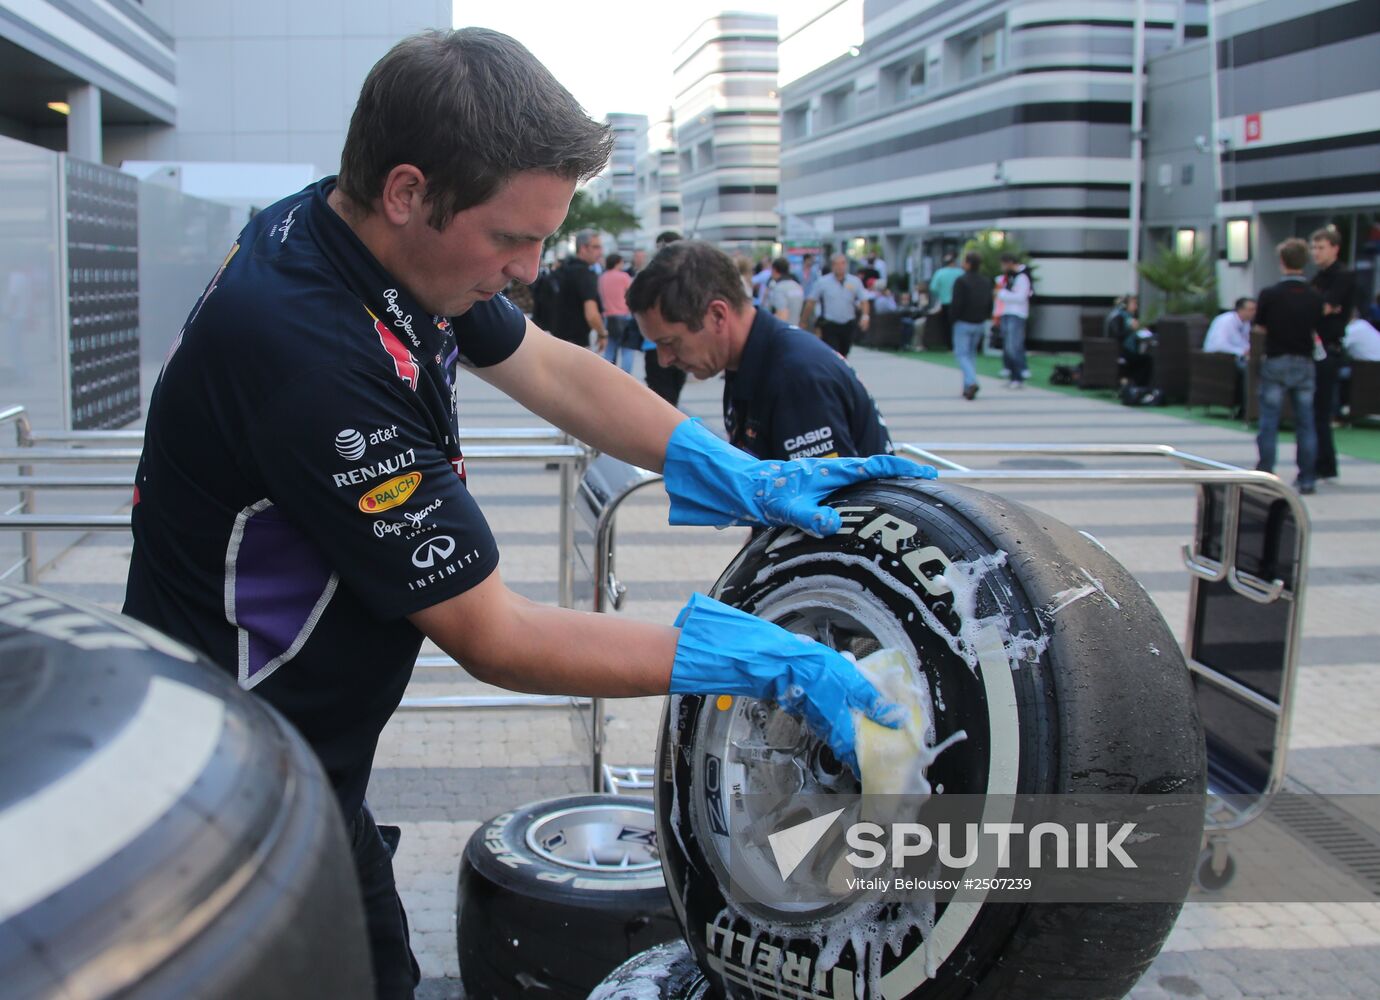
[0,678,226,921]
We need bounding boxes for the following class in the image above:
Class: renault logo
[412,535,455,568]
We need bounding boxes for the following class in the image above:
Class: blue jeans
[953,320,985,389]
[1256,354,1317,486]
[1001,315,1028,381]
[602,315,638,373]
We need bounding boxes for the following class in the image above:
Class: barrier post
[558,437,576,609]
[15,412,36,584]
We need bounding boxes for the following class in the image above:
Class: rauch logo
[358,472,422,513]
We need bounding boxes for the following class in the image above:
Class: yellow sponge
[853,647,934,799]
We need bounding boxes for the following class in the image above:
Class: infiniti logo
[412,535,456,569]
[335,429,366,461]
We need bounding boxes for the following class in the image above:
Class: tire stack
[0,585,371,999]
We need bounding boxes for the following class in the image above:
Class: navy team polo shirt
[124,177,525,816]
[723,308,892,462]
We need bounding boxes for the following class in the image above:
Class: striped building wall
[601,112,645,214]
[672,12,780,251]
[635,112,682,245]
[1212,0,1380,304]
[779,0,1206,346]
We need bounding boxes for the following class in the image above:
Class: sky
[452,0,783,122]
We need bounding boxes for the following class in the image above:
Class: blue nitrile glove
[662,419,937,536]
[670,592,901,773]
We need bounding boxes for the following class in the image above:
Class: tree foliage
[962,229,1037,284]
[1136,244,1217,318]
[548,190,640,248]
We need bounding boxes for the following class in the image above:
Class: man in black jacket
[949,251,992,400]
[1310,226,1356,482]
[1255,238,1324,493]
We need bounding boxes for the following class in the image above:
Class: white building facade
[778,0,1205,345]
[672,11,780,251]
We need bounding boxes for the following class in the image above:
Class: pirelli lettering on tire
[358,472,422,513]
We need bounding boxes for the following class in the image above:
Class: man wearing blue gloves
[629,240,895,471]
[123,28,934,999]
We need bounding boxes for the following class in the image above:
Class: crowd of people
[526,222,1378,500]
[522,240,919,403]
[1107,226,1375,494]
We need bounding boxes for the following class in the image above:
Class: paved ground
[34,344,1380,998]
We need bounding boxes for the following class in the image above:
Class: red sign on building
[1244,113,1263,143]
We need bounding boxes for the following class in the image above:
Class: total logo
[412,535,456,569]
[334,425,401,461]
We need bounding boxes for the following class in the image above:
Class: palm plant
[1136,244,1217,318]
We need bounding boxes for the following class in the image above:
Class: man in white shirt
[1344,316,1380,362]
[1203,297,1256,358]
[994,252,1033,387]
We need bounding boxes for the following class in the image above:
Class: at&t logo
[335,429,366,460]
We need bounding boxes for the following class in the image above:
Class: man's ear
[706,298,733,331]
[378,165,426,227]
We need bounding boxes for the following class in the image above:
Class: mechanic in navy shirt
[629,240,893,463]
[122,28,928,999]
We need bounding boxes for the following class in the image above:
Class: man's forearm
[481,596,677,696]
[411,571,676,697]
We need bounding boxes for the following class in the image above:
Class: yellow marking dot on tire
[716,695,733,711]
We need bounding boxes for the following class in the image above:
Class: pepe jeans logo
[383,288,421,350]
[412,535,456,569]
[358,472,422,513]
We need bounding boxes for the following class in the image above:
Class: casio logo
[783,426,833,452]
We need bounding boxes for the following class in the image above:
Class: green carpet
[896,348,1380,464]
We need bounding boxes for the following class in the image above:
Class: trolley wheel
[1195,846,1236,892]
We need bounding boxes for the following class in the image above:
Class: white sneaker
[998,368,1011,378]
[1020,370,1032,380]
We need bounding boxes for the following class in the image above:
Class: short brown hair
[1310,226,1341,247]
[338,28,612,228]
[627,240,749,331]
[1277,237,1309,271]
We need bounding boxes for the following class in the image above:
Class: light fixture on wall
[1225,218,1251,265]
[47,101,70,115]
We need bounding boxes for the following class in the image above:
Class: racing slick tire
[656,480,1206,1000]
[588,939,711,1000]
[0,585,371,999]
[456,794,680,999]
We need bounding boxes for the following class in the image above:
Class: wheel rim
[525,803,661,872]
[690,576,937,922]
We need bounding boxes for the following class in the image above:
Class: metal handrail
[0,405,587,610]
[16,426,570,447]
[0,444,587,465]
